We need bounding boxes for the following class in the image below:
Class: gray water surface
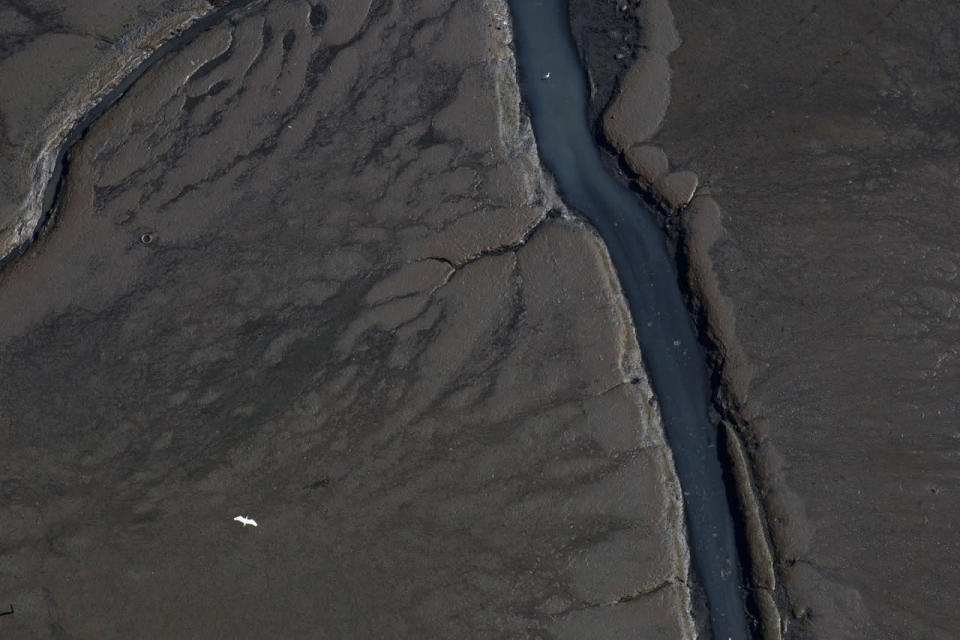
[507,1,750,638]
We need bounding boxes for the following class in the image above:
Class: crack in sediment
[427,207,556,275]
[552,578,686,618]
[591,376,647,400]
[613,578,680,605]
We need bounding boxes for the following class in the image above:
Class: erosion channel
[508,1,750,638]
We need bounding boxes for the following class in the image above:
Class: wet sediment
[572,0,960,638]
[0,0,234,265]
[0,1,695,636]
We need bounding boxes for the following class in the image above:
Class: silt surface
[0,1,697,637]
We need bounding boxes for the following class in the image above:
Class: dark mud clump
[567,0,643,128]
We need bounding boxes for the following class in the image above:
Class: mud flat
[571,0,960,638]
[0,0,237,263]
[0,0,695,636]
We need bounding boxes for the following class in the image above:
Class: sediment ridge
[0,0,253,268]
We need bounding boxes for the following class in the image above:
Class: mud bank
[571,0,960,638]
[0,1,694,636]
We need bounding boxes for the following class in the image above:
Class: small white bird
[542,72,551,80]
[233,515,258,527]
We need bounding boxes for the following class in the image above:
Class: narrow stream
[9,0,749,634]
[507,1,750,638]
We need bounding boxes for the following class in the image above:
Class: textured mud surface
[0,1,696,637]
[0,0,224,261]
[572,0,960,638]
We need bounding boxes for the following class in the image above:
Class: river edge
[507,1,756,637]
[567,1,785,639]
[489,1,698,635]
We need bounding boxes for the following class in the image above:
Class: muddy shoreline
[567,2,776,638]
[570,0,960,638]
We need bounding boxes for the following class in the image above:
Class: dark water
[507,1,750,638]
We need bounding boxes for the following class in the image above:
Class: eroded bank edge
[0,0,263,271]
[490,0,697,636]
[569,1,791,638]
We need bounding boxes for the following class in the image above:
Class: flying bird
[233,515,258,527]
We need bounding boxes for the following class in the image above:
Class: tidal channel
[507,1,750,637]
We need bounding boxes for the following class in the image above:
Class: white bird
[233,515,258,527]
[542,72,551,80]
